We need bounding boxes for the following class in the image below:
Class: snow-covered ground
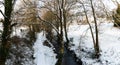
[5,0,120,65]
[14,0,120,63]
[67,22,120,65]
[33,32,57,65]
[33,21,120,65]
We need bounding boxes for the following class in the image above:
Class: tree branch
[0,10,7,18]
[37,16,60,35]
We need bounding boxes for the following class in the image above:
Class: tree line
[0,0,119,65]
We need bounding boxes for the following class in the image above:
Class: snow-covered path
[33,32,57,65]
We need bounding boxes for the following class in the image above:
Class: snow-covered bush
[5,36,35,65]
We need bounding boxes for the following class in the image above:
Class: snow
[33,20,120,65]
[99,23,120,65]
[12,26,29,38]
[6,0,120,65]
[67,22,120,65]
[32,20,120,65]
[33,32,57,65]
[102,0,117,11]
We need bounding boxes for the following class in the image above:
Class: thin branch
[0,10,7,18]
[39,7,60,20]
[37,16,60,35]
[79,0,96,47]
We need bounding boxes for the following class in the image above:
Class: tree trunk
[63,8,69,46]
[0,0,13,65]
[90,0,100,58]
[55,1,64,65]
[55,33,64,65]
[81,1,96,53]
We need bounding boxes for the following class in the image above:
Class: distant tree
[113,3,120,27]
[42,11,57,30]
[13,0,40,42]
[41,11,58,41]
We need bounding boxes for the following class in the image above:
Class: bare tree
[13,0,40,42]
[38,1,64,65]
[79,0,96,54]
[113,2,120,27]
[0,0,17,65]
[90,0,100,58]
[38,0,79,65]
[77,0,100,58]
